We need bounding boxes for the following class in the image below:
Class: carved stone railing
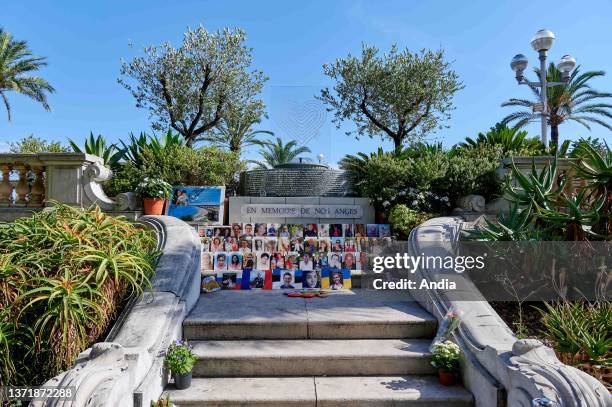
[0,153,117,210]
[32,216,201,407]
[409,216,611,407]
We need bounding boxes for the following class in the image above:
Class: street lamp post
[510,29,577,146]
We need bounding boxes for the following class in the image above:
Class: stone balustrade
[0,153,120,219]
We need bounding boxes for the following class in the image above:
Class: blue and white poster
[167,186,225,224]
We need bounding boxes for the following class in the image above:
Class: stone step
[190,339,436,377]
[166,376,474,406]
[183,291,437,340]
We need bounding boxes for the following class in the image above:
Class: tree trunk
[550,125,559,149]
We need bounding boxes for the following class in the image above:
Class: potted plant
[430,340,461,386]
[165,339,197,390]
[135,177,173,215]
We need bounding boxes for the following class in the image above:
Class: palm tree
[460,123,544,155]
[0,28,54,121]
[201,103,273,153]
[501,63,612,148]
[252,137,311,169]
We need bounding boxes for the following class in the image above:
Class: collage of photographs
[198,223,392,291]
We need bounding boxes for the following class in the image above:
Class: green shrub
[388,205,435,239]
[430,340,461,372]
[135,178,173,199]
[538,301,611,366]
[165,340,197,375]
[0,204,159,385]
[105,145,245,196]
[9,135,69,153]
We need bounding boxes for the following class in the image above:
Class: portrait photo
[243,252,256,269]
[271,252,285,269]
[214,226,231,238]
[200,252,213,271]
[315,252,329,269]
[354,224,366,237]
[220,272,238,290]
[318,224,330,238]
[168,187,224,224]
[201,237,211,252]
[253,237,265,252]
[239,238,252,253]
[210,237,224,253]
[249,269,266,289]
[379,224,391,238]
[267,223,280,237]
[303,223,318,237]
[358,251,367,272]
[285,254,299,270]
[318,238,331,253]
[278,237,291,254]
[344,238,357,252]
[278,224,291,238]
[214,252,227,271]
[228,252,243,271]
[321,268,352,290]
[302,269,321,289]
[288,224,303,238]
[254,223,267,237]
[329,224,343,237]
[356,237,368,252]
[342,252,357,270]
[290,237,304,253]
[366,224,379,238]
[265,238,278,253]
[299,253,314,271]
[242,223,254,237]
[328,253,342,269]
[303,238,318,254]
[273,269,296,289]
[343,224,354,237]
[331,238,344,253]
[257,252,271,270]
[230,223,243,239]
[224,236,239,252]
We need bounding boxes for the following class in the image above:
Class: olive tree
[119,26,266,147]
[319,44,462,150]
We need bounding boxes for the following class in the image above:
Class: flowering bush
[430,340,461,372]
[388,205,435,239]
[135,177,173,199]
[165,340,197,375]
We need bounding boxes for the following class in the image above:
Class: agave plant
[537,190,604,241]
[121,130,185,167]
[506,158,566,210]
[571,141,612,237]
[69,133,125,168]
[470,204,536,241]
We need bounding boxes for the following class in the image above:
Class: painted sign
[240,204,363,219]
[167,186,225,224]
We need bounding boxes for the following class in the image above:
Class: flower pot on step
[143,198,166,215]
[438,369,458,386]
[173,371,192,390]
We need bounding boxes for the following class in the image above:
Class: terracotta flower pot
[438,369,458,386]
[143,198,166,215]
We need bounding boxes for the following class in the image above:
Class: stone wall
[240,166,355,197]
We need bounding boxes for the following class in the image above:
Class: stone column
[0,165,12,206]
[29,166,46,206]
[13,164,29,206]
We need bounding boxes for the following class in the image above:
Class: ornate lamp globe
[557,54,577,80]
[531,29,555,51]
[510,54,529,76]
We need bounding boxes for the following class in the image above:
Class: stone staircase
[165,290,473,406]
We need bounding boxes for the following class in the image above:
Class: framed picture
[253,237,265,252]
[227,252,243,271]
[267,223,280,237]
[200,251,213,271]
[257,252,272,270]
[344,238,357,252]
[329,224,343,237]
[242,223,254,238]
[299,253,315,271]
[242,252,256,269]
[230,223,243,239]
[354,224,366,238]
[321,268,351,290]
[318,224,330,238]
[271,252,285,269]
[302,269,321,289]
[265,238,278,253]
[328,253,342,269]
[254,223,268,237]
[167,186,225,224]
[238,238,252,253]
[331,237,344,252]
[210,237,224,252]
[273,269,302,289]
[379,224,391,238]
[343,224,354,237]
[201,237,211,252]
[224,237,239,252]
[318,238,331,253]
[278,224,291,238]
[366,224,379,238]
[342,252,357,270]
[303,223,318,237]
[247,269,270,290]
[213,252,227,271]
[288,224,303,238]
[219,271,241,290]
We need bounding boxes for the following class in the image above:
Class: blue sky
[2,0,611,164]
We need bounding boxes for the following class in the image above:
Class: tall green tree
[201,101,272,153]
[0,28,55,121]
[501,64,612,147]
[319,44,462,151]
[252,137,311,169]
[119,25,267,148]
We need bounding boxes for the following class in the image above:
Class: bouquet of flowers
[430,307,463,352]
[135,177,173,199]
[430,340,461,372]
